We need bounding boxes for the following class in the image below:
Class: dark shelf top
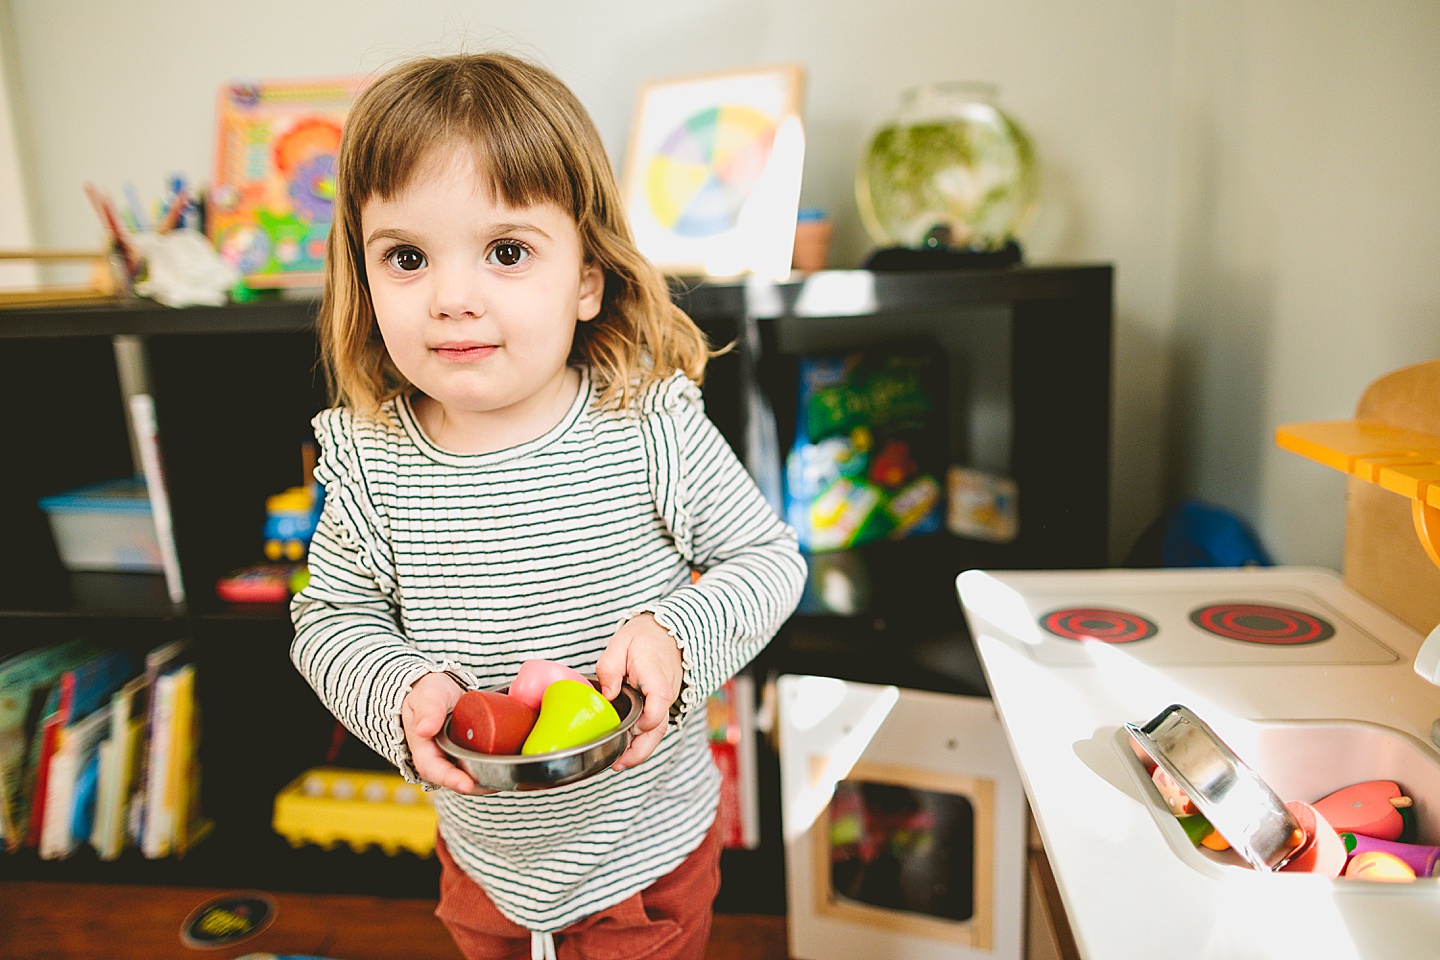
[0,295,319,339]
[0,572,179,623]
[0,263,1112,340]
[684,262,1113,320]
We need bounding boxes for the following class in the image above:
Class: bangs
[337,58,584,220]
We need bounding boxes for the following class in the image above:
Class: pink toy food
[1344,850,1416,882]
[1339,833,1440,878]
[1312,780,1410,842]
[1152,766,1197,816]
[1277,801,1345,876]
[1128,733,1157,774]
[447,690,538,755]
[508,659,590,710]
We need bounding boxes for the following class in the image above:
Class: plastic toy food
[1340,833,1440,878]
[1312,780,1411,842]
[1277,801,1345,876]
[508,659,590,710]
[1128,733,1157,774]
[521,679,622,755]
[1199,827,1231,851]
[448,690,538,755]
[1343,850,1416,883]
[1176,813,1214,846]
[1151,766,1197,816]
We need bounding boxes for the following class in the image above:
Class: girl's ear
[577,261,604,322]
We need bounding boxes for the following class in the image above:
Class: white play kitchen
[958,360,1440,959]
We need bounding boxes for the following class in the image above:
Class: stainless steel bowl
[435,678,643,792]
[1126,704,1304,871]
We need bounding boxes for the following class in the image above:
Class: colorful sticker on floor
[180,892,276,949]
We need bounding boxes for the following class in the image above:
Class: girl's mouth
[433,343,497,362]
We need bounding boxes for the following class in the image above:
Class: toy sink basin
[1117,716,1440,887]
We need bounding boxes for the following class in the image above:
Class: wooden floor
[0,881,789,959]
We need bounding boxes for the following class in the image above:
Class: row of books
[0,636,207,860]
[705,675,760,850]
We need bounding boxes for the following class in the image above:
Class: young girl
[290,52,805,960]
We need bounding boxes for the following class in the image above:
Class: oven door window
[827,778,976,921]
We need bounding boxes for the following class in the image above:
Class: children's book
[70,746,102,847]
[22,646,138,848]
[131,393,185,605]
[143,659,205,858]
[92,673,150,860]
[128,638,189,852]
[705,675,759,850]
[0,639,95,849]
[38,704,110,859]
[141,667,179,858]
[163,662,199,855]
[784,348,945,553]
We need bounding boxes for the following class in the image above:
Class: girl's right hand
[401,671,485,794]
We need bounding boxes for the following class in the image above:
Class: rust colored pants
[434,817,722,960]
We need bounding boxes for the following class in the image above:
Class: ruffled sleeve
[290,407,480,783]
[630,373,806,722]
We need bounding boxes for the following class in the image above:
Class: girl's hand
[401,671,486,794]
[596,613,683,771]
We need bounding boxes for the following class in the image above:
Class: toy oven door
[777,675,1028,960]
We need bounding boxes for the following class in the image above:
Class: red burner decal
[1041,608,1159,643]
[1188,602,1335,644]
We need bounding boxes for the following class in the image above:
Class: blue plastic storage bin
[37,476,162,572]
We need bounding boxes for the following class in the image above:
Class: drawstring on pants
[530,930,557,960]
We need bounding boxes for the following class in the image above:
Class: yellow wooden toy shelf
[272,767,437,857]
[1275,358,1440,635]
[1277,418,1440,565]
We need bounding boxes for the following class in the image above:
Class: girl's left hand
[596,613,682,771]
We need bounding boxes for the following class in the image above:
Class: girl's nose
[429,264,484,320]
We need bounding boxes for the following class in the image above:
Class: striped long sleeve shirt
[290,368,805,933]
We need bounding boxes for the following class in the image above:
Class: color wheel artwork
[647,105,776,239]
[209,77,367,287]
[623,65,804,277]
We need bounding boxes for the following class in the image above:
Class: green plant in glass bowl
[857,82,1037,252]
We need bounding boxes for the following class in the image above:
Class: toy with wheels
[263,484,323,561]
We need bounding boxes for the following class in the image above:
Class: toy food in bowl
[1119,709,1440,887]
[1125,703,1304,872]
[436,677,643,792]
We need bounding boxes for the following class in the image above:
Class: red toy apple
[448,690,538,755]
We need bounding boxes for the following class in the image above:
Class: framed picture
[621,64,805,279]
[208,76,368,288]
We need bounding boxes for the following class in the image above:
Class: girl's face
[361,145,603,451]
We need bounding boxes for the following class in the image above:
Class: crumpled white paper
[132,229,239,307]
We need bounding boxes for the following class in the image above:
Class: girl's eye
[488,242,530,267]
[386,246,426,272]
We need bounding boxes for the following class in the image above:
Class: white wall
[0,3,37,288]
[1167,0,1440,565]
[4,0,1438,567]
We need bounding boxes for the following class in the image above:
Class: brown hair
[318,52,714,413]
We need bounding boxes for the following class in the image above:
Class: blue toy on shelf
[262,483,324,562]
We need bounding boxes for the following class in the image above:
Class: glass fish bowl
[856,82,1038,252]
